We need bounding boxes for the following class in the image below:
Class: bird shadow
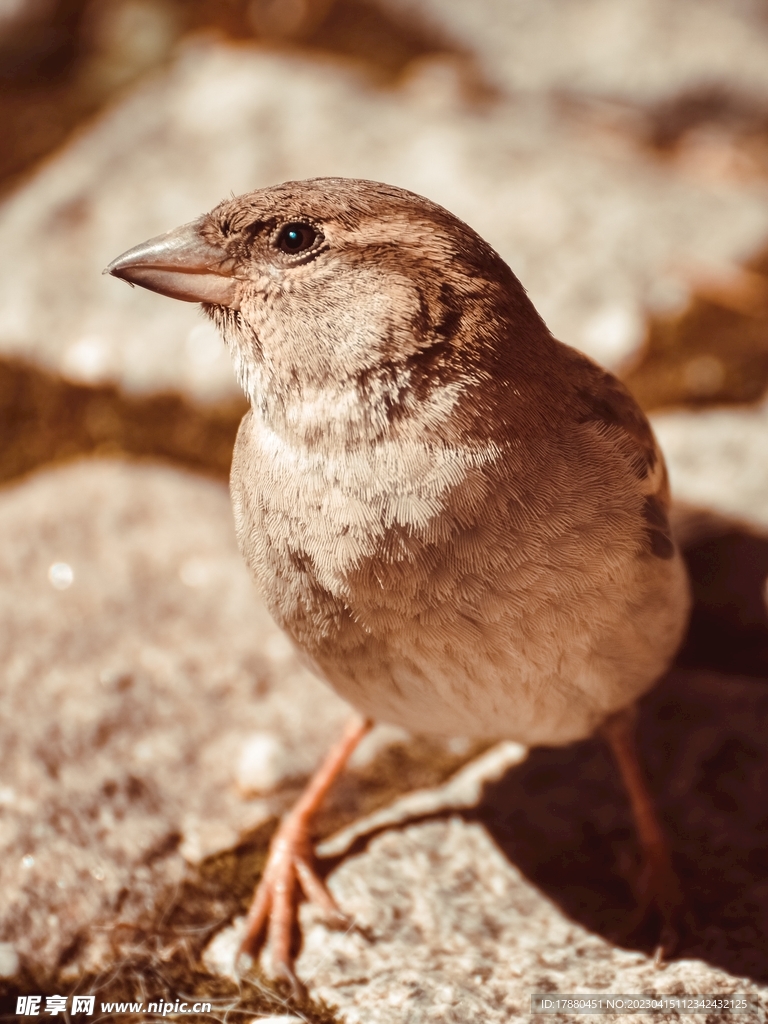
[472,515,768,984]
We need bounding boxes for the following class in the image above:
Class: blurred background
[2,1,768,1017]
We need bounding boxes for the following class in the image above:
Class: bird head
[106,178,548,445]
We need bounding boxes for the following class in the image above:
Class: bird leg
[600,704,683,954]
[240,714,372,992]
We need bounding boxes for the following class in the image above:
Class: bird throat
[217,315,462,454]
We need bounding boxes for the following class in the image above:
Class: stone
[0,457,351,978]
[200,669,768,1022]
[295,822,765,1023]
[652,397,768,531]
[236,731,306,795]
[379,0,768,108]
[292,669,768,1022]
[208,803,767,1023]
[0,942,20,979]
[1,38,767,403]
[201,922,244,981]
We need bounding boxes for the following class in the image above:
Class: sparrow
[107,177,691,991]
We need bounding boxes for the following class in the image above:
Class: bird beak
[104,218,242,309]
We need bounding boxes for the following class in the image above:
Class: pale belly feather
[231,409,690,745]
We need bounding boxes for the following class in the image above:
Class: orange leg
[241,714,372,992]
[601,705,683,954]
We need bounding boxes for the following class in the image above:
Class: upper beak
[104,218,242,309]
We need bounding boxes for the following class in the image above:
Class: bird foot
[601,707,688,959]
[616,843,686,957]
[239,811,348,997]
[237,716,370,996]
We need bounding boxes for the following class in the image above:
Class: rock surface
[0,457,351,977]
[652,397,768,530]
[1,39,767,401]
[296,816,767,1023]
[206,662,768,1024]
[200,676,768,1024]
[381,0,768,107]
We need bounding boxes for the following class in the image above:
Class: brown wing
[569,354,674,561]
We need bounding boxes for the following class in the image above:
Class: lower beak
[104,219,242,309]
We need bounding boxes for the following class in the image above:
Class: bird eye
[275,223,318,255]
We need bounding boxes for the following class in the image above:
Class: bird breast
[230,394,690,745]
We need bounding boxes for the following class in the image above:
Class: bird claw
[239,812,345,987]
[273,959,307,1003]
